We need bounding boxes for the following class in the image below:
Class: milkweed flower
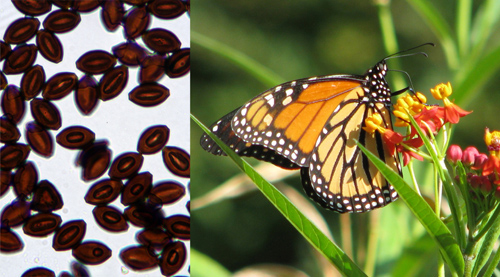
[363,113,403,155]
[393,92,427,127]
[473,153,488,170]
[482,128,500,181]
[430,82,472,124]
[364,113,422,166]
[447,144,462,163]
[397,137,424,166]
[366,82,472,169]
[484,127,500,157]
[462,146,479,165]
[411,106,445,137]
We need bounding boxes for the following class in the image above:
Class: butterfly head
[363,60,392,105]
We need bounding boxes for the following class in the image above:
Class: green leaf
[406,0,459,69]
[467,0,500,71]
[453,161,470,249]
[375,1,406,90]
[454,44,500,106]
[407,115,465,249]
[192,114,367,277]
[192,30,285,87]
[357,142,465,276]
[191,248,232,277]
[473,204,500,276]
[482,229,500,277]
[456,0,472,58]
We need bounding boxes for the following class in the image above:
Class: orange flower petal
[444,102,472,124]
[483,155,500,176]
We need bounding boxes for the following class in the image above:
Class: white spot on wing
[268,98,275,107]
[282,96,292,106]
[263,114,273,126]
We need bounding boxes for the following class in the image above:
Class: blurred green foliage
[191,0,500,276]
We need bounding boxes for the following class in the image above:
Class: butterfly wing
[201,62,401,213]
[306,93,400,213]
[200,108,301,169]
[231,75,365,167]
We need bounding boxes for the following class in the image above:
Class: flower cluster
[447,128,500,198]
[364,82,471,166]
[364,81,499,276]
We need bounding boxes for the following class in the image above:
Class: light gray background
[0,2,190,276]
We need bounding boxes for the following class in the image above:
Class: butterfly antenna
[388,69,415,96]
[384,42,435,60]
[384,43,434,98]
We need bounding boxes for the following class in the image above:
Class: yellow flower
[485,127,500,158]
[429,82,471,124]
[363,112,404,156]
[430,82,452,100]
[363,113,384,134]
[392,92,427,127]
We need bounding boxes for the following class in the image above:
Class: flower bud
[472,153,488,170]
[415,92,427,104]
[430,82,452,100]
[469,174,481,189]
[447,145,462,163]
[462,146,479,165]
[480,176,492,192]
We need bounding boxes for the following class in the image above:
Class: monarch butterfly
[200,46,429,213]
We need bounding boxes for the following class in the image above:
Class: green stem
[442,166,465,246]
[364,211,379,276]
[402,146,432,161]
[464,252,475,277]
[406,0,459,69]
[483,244,500,277]
[463,233,480,277]
[464,205,500,276]
[407,110,465,246]
[456,0,472,58]
[437,254,445,277]
[458,0,500,93]
[434,168,441,217]
[191,30,285,87]
[473,202,500,242]
[449,160,469,250]
[375,0,406,90]
[407,160,422,195]
[479,208,500,276]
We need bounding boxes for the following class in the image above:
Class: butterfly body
[201,60,401,213]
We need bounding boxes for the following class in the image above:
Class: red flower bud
[462,146,479,165]
[447,145,462,163]
[472,153,488,170]
[480,176,492,192]
[469,174,481,189]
